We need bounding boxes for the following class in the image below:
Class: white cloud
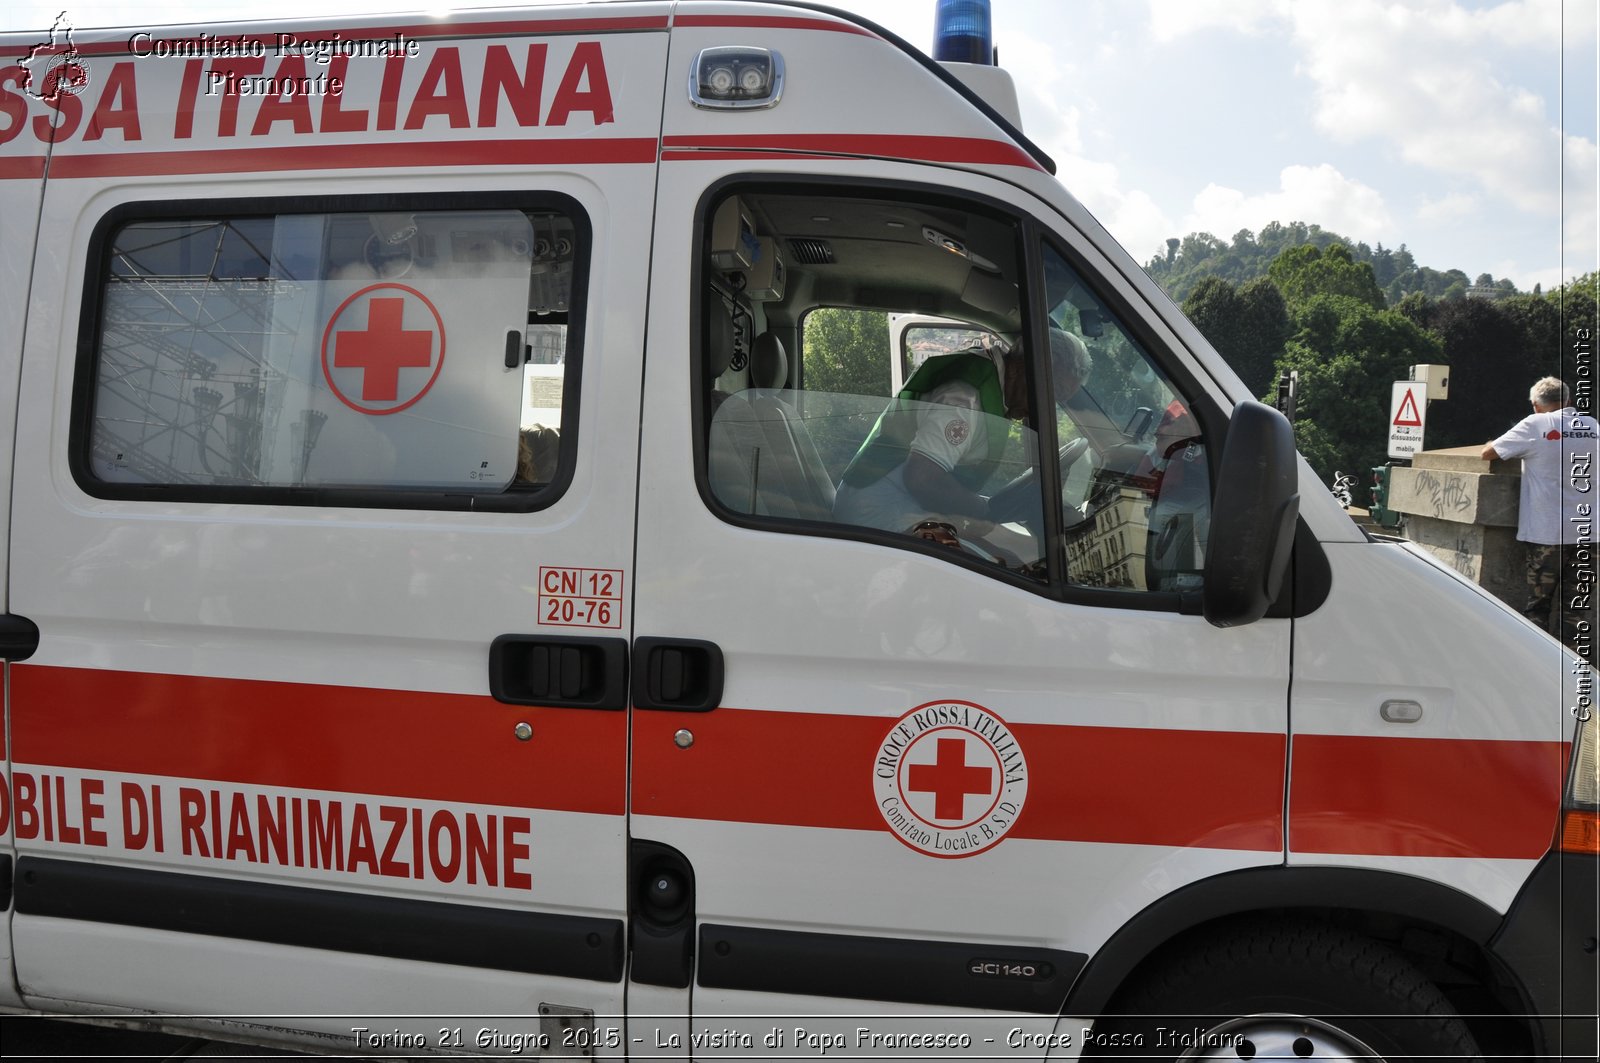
[1005,30,1178,258]
[1147,0,1590,51]
[1182,164,1393,244]
[1145,0,1289,42]
[1564,133,1599,272]
[1417,192,1481,222]
[1055,155,1177,262]
[1291,1,1564,217]
[1006,36,1083,155]
[1147,0,1591,228]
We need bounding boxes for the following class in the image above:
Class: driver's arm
[902,385,996,529]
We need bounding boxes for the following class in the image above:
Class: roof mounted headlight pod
[690,47,784,110]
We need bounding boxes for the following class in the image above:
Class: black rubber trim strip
[1488,850,1599,1060]
[15,856,624,981]
[699,923,1084,1013]
[1063,864,1506,1017]
[0,853,12,912]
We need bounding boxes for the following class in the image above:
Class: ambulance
[0,1,1594,1059]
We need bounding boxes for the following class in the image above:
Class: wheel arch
[1062,865,1523,1019]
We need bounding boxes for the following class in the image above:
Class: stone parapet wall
[1388,455,1520,528]
[1382,446,1526,611]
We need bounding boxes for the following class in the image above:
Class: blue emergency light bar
[933,0,994,65]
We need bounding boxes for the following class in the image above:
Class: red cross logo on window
[907,736,994,822]
[320,283,447,415]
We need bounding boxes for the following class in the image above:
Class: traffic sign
[1388,380,1427,459]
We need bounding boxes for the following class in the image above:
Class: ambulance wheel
[1087,918,1481,1060]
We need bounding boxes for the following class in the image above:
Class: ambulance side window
[697,184,1217,603]
[700,186,1050,580]
[1044,242,1213,593]
[76,199,584,509]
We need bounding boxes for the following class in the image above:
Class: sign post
[1388,380,1428,459]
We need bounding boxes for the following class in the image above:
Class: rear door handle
[632,638,723,712]
[489,635,628,709]
[0,614,39,662]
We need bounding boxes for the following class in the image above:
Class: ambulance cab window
[1044,243,1213,592]
[699,187,1215,600]
[701,188,1049,578]
[81,203,583,507]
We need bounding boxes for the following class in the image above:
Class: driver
[833,328,1092,543]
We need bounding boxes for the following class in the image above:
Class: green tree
[1399,296,1526,450]
[1235,277,1291,395]
[1275,294,1443,483]
[1267,243,1386,311]
[801,308,891,396]
[1181,275,1288,397]
[1143,223,1516,308]
[1556,271,1598,338]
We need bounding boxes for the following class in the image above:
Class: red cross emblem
[321,284,447,415]
[908,737,994,821]
[899,728,1003,830]
[874,701,1029,859]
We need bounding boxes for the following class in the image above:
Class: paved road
[1,1016,305,1060]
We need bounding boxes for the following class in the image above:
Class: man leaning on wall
[1481,376,1599,661]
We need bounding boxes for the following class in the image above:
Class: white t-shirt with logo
[832,378,991,534]
[1489,407,1599,545]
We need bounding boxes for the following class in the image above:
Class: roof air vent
[789,238,835,265]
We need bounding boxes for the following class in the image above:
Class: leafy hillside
[1150,227,1596,490]
[1142,221,1523,308]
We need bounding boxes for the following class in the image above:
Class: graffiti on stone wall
[1415,470,1474,520]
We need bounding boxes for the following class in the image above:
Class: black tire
[1086,917,1481,1060]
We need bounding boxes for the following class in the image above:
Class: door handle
[0,614,39,662]
[489,635,628,709]
[632,638,723,712]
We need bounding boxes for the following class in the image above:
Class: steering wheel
[986,437,1090,524]
[910,520,1020,569]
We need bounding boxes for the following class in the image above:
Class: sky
[5,0,1596,293]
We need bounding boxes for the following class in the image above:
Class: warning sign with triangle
[1393,389,1424,427]
[1388,381,1428,458]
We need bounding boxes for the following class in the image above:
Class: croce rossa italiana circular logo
[874,700,1028,858]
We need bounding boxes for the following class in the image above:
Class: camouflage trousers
[1525,542,1597,663]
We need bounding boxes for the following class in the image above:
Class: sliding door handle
[489,635,628,709]
[632,638,723,712]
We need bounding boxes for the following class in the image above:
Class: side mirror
[1204,400,1299,627]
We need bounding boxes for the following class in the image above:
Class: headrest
[708,312,736,377]
[1049,327,1093,381]
[750,332,787,389]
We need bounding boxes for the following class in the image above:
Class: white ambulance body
[0,3,1593,1059]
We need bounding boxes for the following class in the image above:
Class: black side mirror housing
[1203,400,1299,627]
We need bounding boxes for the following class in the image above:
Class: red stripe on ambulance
[631,708,1285,851]
[1290,733,1564,860]
[41,137,656,177]
[660,133,1044,171]
[8,664,626,815]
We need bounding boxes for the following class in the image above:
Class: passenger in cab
[833,328,1090,544]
